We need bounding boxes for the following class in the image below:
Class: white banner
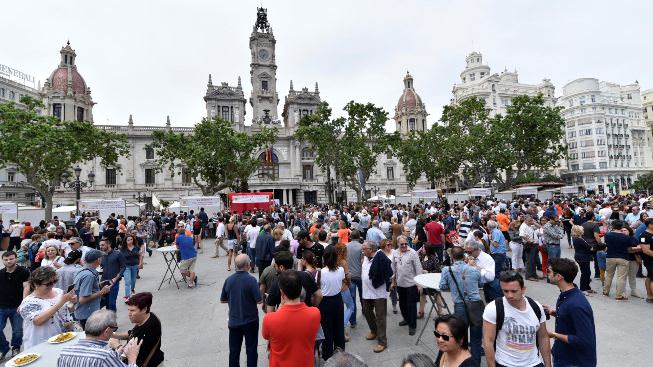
[79,199,126,212]
[180,196,221,208]
[516,187,539,196]
[560,186,579,194]
[0,202,18,214]
[468,188,492,197]
[412,190,439,198]
[231,195,271,204]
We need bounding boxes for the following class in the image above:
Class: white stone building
[1,7,428,208]
[560,78,653,193]
[452,52,556,115]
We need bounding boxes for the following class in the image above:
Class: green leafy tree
[497,94,566,185]
[295,101,391,202]
[0,96,130,219]
[338,101,392,201]
[632,173,653,192]
[148,117,277,195]
[294,102,342,203]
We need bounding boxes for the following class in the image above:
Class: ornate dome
[47,42,88,95]
[396,72,424,111]
[49,67,87,95]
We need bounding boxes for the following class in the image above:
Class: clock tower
[249,7,279,125]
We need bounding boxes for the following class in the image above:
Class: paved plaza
[3,238,652,366]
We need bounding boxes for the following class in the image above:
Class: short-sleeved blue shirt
[176,235,197,260]
[74,267,100,320]
[220,271,262,327]
[490,228,507,254]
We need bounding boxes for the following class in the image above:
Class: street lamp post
[61,165,95,216]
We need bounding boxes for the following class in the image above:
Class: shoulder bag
[447,266,484,327]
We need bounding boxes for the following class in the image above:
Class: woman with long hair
[121,234,141,300]
[225,216,239,271]
[18,267,76,348]
[433,315,478,366]
[336,244,354,342]
[318,245,346,360]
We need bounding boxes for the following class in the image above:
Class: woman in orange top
[337,221,350,245]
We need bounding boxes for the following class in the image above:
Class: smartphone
[67,284,75,293]
[100,280,112,288]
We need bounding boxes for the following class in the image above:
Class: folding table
[156,245,181,290]
[414,273,452,345]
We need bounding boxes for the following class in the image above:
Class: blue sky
[3,0,650,128]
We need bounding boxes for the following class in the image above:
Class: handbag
[447,266,484,327]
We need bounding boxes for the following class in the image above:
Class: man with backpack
[482,271,552,367]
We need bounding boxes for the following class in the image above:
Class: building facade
[452,51,556,115]
[560,78,653,193]
[0,64,44,205]
[1,7,426,208]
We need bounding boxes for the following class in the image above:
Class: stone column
[282,189,288,205]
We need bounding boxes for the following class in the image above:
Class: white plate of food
[6,352,41,367]
[47,331,77,344]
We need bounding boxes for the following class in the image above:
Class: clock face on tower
[257,48,270,61]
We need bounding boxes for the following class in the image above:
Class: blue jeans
[247,247,256,270]
[453,302,482,365]
[547,245,561,261]
[342,288,354,328]
[123,265,139,297]
[492,252,507,276]
[0,308,22,352]
[104,282,120,311]
[348,278,362,326]
[229,320,258,367]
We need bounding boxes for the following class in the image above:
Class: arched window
[258,151,279,180]
[409,118,416,131]
[301,148,314,159]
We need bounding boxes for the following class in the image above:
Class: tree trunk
[326,167,333,204]
[43,193,53,221]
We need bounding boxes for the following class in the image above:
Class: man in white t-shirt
[246,219,261,272]
[482,271,552,367]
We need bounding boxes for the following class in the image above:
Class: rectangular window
[7,172,15,182]
[599,162,608,169]
[145,147,154,160]
[262,80,268,91]
[582,163,596,170]
[387,166,395,181]
[591,95,596,103]
[581,151,595,159]
[221,106,230,121]
[568,142,577,149]
[469,73,475,81]
[598,150,606,157]
[105,168,116,186]
[182,168,192,186]
[145,169,155,185]
[76,107,84,122]
[567,131,576,139]
[53,103,62,119]
[597,139,605,145]
[302,165,313,180]
[580,140,594,147]
[5,193,16,199]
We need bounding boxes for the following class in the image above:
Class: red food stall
[227,192,274,214]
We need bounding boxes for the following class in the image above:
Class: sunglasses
[109,325,119,332]
[43,279,58,287]
[433,330,451,341]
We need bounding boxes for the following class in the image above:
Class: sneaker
[11,347,20,357]
[646,298,653,303]
[350,323,356,329]
[399,320,408,326]
[0,350,8,362]
[408,328,416,336]
[615,296,628,301]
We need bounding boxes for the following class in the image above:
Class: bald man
[220,254,262,367]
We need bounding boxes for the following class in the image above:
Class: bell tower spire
[249,7,279,125]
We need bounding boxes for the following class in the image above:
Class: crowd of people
[2,192,652,366]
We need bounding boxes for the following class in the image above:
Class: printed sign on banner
[180,196,221,209]
[0,202,18,215]
[79,199,126,212]
[231,195,272,204]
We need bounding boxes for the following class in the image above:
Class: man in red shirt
[262,270,321,367]
[424,214,445,260]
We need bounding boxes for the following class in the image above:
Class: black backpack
[494,296,542,354]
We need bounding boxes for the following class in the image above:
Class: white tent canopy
[516,186,541,196]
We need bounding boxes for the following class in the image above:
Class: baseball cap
[84,249,105,263]
[64,250,83,265]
